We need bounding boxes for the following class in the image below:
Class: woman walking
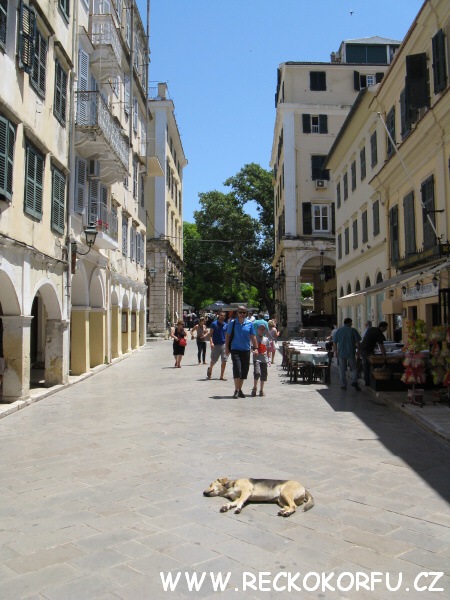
[191,316,209,365]
[267,319,280,365]
[171,319,187,368]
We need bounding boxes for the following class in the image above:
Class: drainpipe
[65,0,79,373]
[128,0,134,146]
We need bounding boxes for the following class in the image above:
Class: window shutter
[373,199,380,236]
[403,191,416,256]
[51,167,65,234]
[432,29,447,94]
[19,2,36,74]
[362,210,368,243]
[302,114,311,133]
[375,72,384,84]
[54,61,67,124]
[77,49,89,124]
[124,75,130,113]
[24,144,44,219]
[130,227,135,261]
[390,205,399,261]
[352,220,358,249]
[302,202,312,235]
[405,53,429,109]
[89,179,99,224]
[0,116,15,201]
[75,157,86,213]
[31,31,46,98]
[422,175,435,249]
[353,71,360,91]
[319,114,327,134]
[0,0,7,49]
[331,202,335,235]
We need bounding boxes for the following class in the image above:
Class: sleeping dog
[203,477,314,517]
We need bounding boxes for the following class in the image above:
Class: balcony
[75,91,129,185]
[392,242,450,271]
[93,206,119,251]
[89,14,122,82]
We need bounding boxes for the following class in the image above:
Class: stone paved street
[0,341,449,599]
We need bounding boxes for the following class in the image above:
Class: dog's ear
[218,477,228,484]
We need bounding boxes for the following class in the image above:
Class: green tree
[183,164,275,312]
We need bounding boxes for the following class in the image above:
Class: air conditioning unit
[88,159,100,179]
[315,179,328,190]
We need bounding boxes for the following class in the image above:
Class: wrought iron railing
[90,14,122,67]
[95,205,118,242]
[75,91,128,170]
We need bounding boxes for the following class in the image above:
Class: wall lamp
[432,275,439,288]
[415,280,421,292]
[389,289,395,298]
[402,285,407,295]
[148,267,156,281]
[71,223,98,257]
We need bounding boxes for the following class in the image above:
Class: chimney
[330,52,336,63]
[157,83,167,100]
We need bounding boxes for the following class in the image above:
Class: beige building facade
[146,83,187,336]
[327,0,450,339]
[270,38,399,334]
[0,0,156,402]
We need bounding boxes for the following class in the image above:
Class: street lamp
[415,280,421,292]
[71,223,98,256]
[318,251,326,283]
[148,267,156,281]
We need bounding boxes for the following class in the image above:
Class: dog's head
[203,477,229,497]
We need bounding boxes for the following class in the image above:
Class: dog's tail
[302,490,314,512]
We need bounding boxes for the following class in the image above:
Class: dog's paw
[220,506,228,513]
[234,507,242,514]
[278,510,292,517]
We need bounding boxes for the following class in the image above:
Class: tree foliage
[183,163,275,312]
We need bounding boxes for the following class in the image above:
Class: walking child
[251,324,269,397]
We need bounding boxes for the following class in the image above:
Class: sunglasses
[238,311,247,315]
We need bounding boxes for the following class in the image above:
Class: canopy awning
[339,259,449,301]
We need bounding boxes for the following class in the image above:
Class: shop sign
[402,282,438,301]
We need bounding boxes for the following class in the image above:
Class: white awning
[339,259,450,301]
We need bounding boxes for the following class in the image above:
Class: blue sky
[138,0,424,222]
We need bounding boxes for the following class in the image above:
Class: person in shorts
[207,311,228,380]
[225,306,258,399]
[251,324,269,397]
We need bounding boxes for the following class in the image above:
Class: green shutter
[0,0,8,49]
[19,2,36,74]
[432,29,447,94]
[405,53,429,109]
[0,115,15,201]
[54,61,67,125]
[422,176,435,249]
[31,30,46,98]
[51,167,65,234]
[302,114,311,133]
[24,144,44,219]
[390,205,399,261]
[302,202,312,235]
[318,114,327,134]
[403,191,416,256]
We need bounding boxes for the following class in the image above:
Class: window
[74,157,86,213]
[386,106,396,157]
[133,97,138,132]
[24,142,44,219]
[432,29,447,94]
[311,155,329,180]
[140,174,144,207]
[313,204,329,232]
[370,131,377,167]
[132,156,138,199]
[337,233,342,260]
[352,219,358,249]
[0,114,15,201]
[18,2,36,73]
[403,191,416,256]
[0,0,7,49]
[360,146,366,181]
[390,205,399,262]
[51,166,65,233]
[405,53,429,109]
[302,114,328,134]
[362,210,368,243]
[302,202,312,235]
[30,29,46,98]
[310,71,326,91]
[122,216,128,256]
[344,227,349,255]
[59,0,69,21]
[353,71,384,90]
[54,60,67,125]
[351,161,356,191]
[421,175,436,249]
[343,172,348,200]
[373,199,380,236]
[124,75,130,114]
[400,89,415,139]
[130,226,136,261]
[336,181,341,209]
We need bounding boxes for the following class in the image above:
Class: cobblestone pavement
[0,341,449,600]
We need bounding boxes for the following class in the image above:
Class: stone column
[139,309,146,346]
[131,311,139,349]
[111,305,121,359]
[89,309,106,368]
[45,319,69,387]
[70,308,90,376]
[1,316,33,402]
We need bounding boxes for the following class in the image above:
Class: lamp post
[71,223,98,271]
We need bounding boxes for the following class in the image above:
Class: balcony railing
[393,242,450,270]
[95,205,118,242]
[90,14,122,69]
[75,91,128,171]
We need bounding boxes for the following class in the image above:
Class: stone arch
[347,283,352,295]
[0,269,21,315]
[365,276,371,288]
[376,271,383,284]
[355,279,361,292]
[71,262,89,307]
[111,290,119,306]
[90,268,105,309]
[31,278,62,319]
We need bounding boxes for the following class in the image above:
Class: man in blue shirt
[207,312,228,380]
[333,317,362,391]
[226,306,258,399]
